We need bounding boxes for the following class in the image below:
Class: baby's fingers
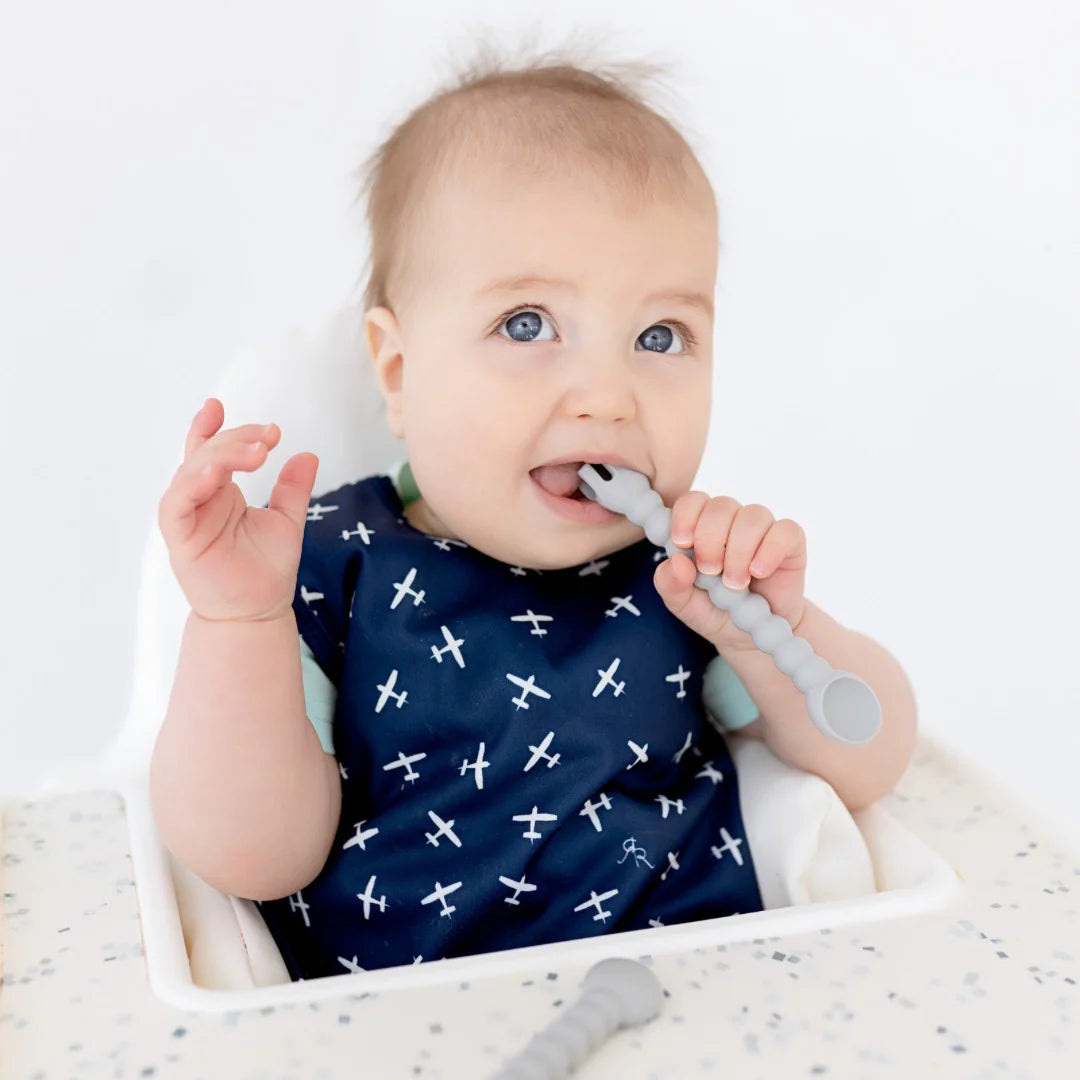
[184,398,224,461]
[669,490,710,548]
[267,453,320,531]
[747,519,807,579]
[691,496,741,575]
[720,504,775,589]
[182,398,278,463]
[159,438,269,549]
[158,458,224,549]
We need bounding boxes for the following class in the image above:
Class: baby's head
[357,44,718,570]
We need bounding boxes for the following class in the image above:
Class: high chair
[3,302,1077,1077]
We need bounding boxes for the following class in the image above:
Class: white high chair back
[102,301,406,786]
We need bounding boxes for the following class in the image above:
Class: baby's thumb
[269,452,320,530]
[653,551,697,609]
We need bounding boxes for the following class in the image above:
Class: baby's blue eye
[498,309,557,343]
[637,324,685,354]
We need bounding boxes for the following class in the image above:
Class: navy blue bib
[257,474,763,977]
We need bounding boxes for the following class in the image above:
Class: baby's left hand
[653,491,808,651]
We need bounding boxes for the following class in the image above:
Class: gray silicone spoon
[577,463,882,745]
[489,957,663,1079]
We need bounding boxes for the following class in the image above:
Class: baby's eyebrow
[477,273,714,319]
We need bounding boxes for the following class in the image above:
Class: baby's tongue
[531,462,584,498]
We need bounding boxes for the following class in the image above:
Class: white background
[2,2,1078,841]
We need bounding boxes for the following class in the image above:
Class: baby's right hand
[158,397,320,623]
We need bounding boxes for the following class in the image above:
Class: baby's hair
[350,29,715,315]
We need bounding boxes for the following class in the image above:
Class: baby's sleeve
[300,636,337,755]
[288,482,363,688]
[701,652,760,732]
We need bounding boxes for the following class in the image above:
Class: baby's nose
[566,361,638,423]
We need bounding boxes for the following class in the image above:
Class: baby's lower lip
[529,473,618,524]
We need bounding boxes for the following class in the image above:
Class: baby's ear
[364,306,405,438]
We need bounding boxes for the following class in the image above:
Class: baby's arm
[150,610,341,901]
[152,398,340,902]
[714,598,917,811]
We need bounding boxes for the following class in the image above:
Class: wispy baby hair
[351,29,714,315]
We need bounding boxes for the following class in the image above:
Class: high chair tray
[3,731,1078,1078]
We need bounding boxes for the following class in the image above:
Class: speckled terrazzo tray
[3,731,1079,1078]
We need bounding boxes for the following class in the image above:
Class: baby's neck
[404,497,438,536]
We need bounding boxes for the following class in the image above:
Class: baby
[151,53,917,979]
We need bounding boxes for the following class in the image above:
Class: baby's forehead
[392,136,718,311]
[445,137,711,204]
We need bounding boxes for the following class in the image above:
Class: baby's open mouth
[530,463,588,500]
